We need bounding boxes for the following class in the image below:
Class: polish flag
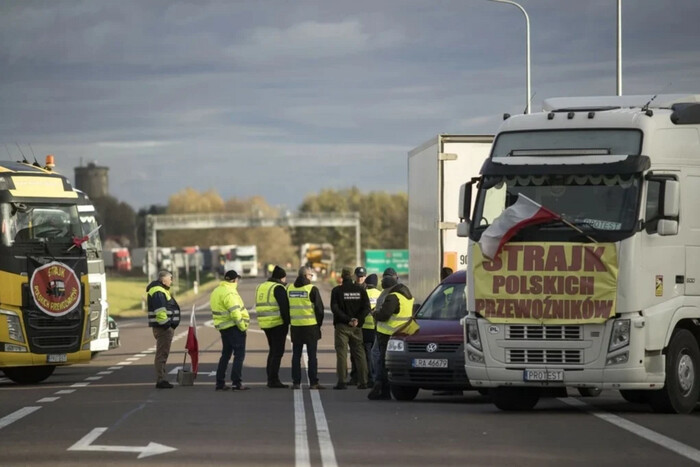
[478,194,560,260]
[185,305,199,376]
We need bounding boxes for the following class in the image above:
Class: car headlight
[1,310,25,343]
[387,339,405,352]
[466,318,482,351]
[608,319,630,352]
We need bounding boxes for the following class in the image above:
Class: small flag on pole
[69,225,102,251]
[185,305,199,376]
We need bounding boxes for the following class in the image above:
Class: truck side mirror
[657,219,678,236]
[663,180,680,218]
[458,182,473,221]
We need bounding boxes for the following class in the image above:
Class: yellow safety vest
[255,281,285,329]
[363,287,381,330]
[287,284,317,327]
[147,285,180,327]
[210,281,250,331]
[376,292,414,335]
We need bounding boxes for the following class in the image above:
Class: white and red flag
[185,305,199,376]
[478,194,560,260]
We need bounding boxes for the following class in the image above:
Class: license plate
[412,358,448,368]
[523,369,564,382]
[47,354,67,363]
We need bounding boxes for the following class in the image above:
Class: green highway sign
[364,249,409,275]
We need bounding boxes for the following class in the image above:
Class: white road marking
[68,427,177,459]
[71,382,90,388]
[55,389,76,395]
[126,357,140,361]
[85,376,102,381]
[134,354,147,357]
[0,406,41,430]
[97,371,113,375]
[294,388,310,467]
[310,390,338,467]
[117,361,133,365]
[108,366,123,370]
[561,398,700,463]
[37,397,60,403]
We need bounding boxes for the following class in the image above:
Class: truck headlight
[608,319,630,352]
[387,339,405,352]
[466,319,482,351]
[1,311,25,343]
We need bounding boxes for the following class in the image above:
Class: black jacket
[269,278,291,326]
[290,275,324,344]
[331,280,369,326]
[146,280,181,329]
[374,283,413,323]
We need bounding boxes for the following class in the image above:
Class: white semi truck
[225,245,258,278]
[408,135,493,303]
[458,94,700,413]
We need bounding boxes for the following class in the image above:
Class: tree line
[94,187,407,271]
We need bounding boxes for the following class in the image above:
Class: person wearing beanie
[255,265,290,388]
[368,268,414,400]
[287,266,326,389]
[330,267,370,389]
[210,270,250,391]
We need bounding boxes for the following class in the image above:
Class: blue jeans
[292,340,318,385]
[216,327,246,386]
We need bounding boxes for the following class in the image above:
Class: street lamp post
[489,0,531,114]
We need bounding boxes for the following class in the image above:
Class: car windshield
[415,282,466,320]
[0,202,83,246]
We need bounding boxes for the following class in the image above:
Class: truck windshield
[1,203,83,247]
[474,173,641,235]
[78,211,103,251]
[415,282,466,320]
[491,129,642,158]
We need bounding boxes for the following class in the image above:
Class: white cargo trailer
[408,134,494,303]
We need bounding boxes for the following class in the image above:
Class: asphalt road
[2,277,700,466]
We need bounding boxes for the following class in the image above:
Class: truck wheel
[649,329,700,414]
[492,387,540,411]
[577,387,602,397]
[390,384,419,401]
[3,365,56,384]
[619,390,649,404]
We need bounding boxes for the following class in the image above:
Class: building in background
[74,162,109,199]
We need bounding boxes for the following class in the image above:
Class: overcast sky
[1,0,699,211]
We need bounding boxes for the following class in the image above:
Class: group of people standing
[146,263,414,400]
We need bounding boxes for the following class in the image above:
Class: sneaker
[155,380,174,389]
[231,384,250,391]
[267,381,289,389]
[333,383,347,390]
[292,384,301,390]
[309,383,325,390]
[367,385,391,400]
[215,385,231,391]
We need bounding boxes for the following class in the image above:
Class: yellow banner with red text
[473,242,618,324]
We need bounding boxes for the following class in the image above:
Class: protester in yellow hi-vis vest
[147,270,180,389]
[211,270,250,391]
[287,266,325,390]
[255,265,290,388]
[368,268,414,400]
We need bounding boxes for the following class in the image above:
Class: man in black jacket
[331,268,370,389]
[146,270,180,389]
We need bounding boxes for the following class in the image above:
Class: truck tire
[649,329,700,414]
[390,384,419,401]
[492,387,540,411]
[619,390,649,404]
[3,365,56,384]
[577,387,602,397]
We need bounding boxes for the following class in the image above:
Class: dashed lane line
[0,406,41,430]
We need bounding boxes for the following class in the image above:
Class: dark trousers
[152,326,174,383]
[216,327,246,387]
[292,340,318,385]
[264,324,288,383]
[334,324,367,386]
[372,333,391,392]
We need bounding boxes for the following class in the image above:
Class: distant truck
[300,243,334,277]
[225,245,258,277]
[408,135,493,303]
[102,247,132,272]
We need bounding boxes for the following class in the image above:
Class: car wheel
[649,329,700,414]
[577,387,602,397]
[492,387,540,411]
[390,384,419,401]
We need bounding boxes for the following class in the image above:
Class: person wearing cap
[362,273,381,383]
[368,268,414,400]
[210,270,250,391]
[255,265,290,388]
[287,266,325,389]
[347,266,369,385]
[330,267,370,389]
[147,270,180,389]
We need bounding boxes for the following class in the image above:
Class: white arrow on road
[68,427,177,459]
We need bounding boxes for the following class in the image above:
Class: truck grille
[506,325,582,340]
[23,309,83,354]
[31,336,79,349]
[407,342,461,353]
[506,349,582,364]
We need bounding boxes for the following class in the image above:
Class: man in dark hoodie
[367,268,414,400]
[255,265,291,388]
[287,266,325,389]
[146,270,181,389]
[331,267,370,389]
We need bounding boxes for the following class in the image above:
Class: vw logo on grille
[426,343,438,353]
